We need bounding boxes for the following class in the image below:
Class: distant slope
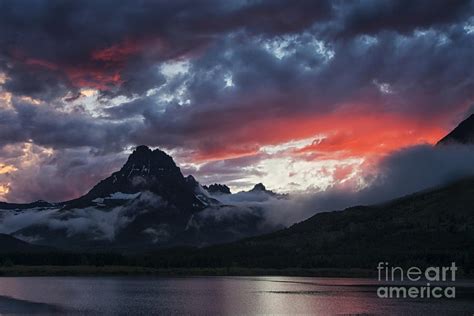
[153,177,474,271]
[0,234,53,253]
[438,114,474,145]
[0,200,54,210]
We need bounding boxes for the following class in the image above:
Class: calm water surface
[0,276,473,315]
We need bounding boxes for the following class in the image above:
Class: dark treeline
[1,245,472,276]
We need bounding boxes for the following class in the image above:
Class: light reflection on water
[0,276,472,315]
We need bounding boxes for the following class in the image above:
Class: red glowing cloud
[293,110,447,159]
[12,37,161,91]
[190,106,448,163]
[25,58,59,71]
[65,67,123,91]
[91,39,144,63]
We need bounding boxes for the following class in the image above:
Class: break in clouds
[0,0,474,204]
[232,144,474,228]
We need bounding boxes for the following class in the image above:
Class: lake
[0,276,473,315]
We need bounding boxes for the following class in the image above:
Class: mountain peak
[248,183,286,198]
[128,145,153,160]
[115,145,182,188]
[135,145,152,153]
[437,114,474,145]
[70,145,204,211]
[125,146,175,169]
[204,183,231,195]
[251,183,267,191]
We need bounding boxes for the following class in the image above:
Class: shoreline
[0,265,377,277]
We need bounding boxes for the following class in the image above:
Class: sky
[0,0,473,203]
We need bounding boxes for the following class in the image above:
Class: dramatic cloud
[335,0,473,38]
[0,0,473,202]
[0,143,126,202]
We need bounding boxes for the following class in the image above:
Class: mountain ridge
[437,114,474,145]
[0,146,281,251]
[0,234,54,253]
[149,175,474,270]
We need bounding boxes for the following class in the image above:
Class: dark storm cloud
[0,98,138,152]
[114,61,167,98]
[1,61,71,101]
[336,0,473,38]
[0,109,25,146]
[0,0,471,107]
[106,26,473,157]
[1,0,474,202]
[0,0,471,102]
[1,0,470,100]
[102,97,156,120]
[0,0,334,99]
